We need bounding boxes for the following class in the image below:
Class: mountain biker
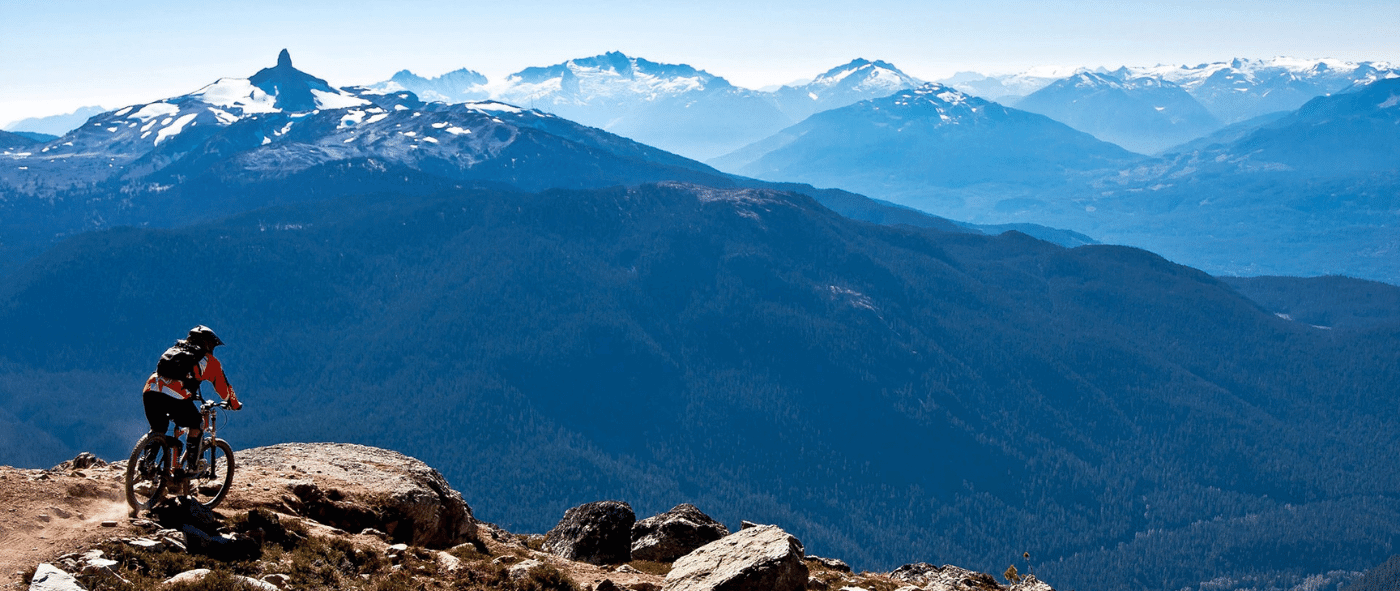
[142,325,242,473]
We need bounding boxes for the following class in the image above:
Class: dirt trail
[0,464,135,590]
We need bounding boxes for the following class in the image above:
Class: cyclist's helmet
[187,325,224,350]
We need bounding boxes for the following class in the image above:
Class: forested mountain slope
[0,181,1395,591]
[1221,275,1400,330]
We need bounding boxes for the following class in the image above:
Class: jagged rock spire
[277,49,292,69]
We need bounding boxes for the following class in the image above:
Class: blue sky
[2,0,1397,126]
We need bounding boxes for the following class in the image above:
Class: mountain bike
[124,399,236,517]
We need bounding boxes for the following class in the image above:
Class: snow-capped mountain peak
[366,68,490,104]
[1111,57,1400,122]
[769,59,923,123]
[799,58,922,97]
[244,49,369,112]
[134,49,368,128]
[493,51,721,105]
[866,83,992,127]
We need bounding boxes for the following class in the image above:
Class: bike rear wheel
[189,438,235,510]
[124,434,169,517]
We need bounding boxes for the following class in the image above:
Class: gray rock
[80,550,116,569]
[544,500,635,565]
[29,563,85,591]
[436,551,462,573]
[663,524,807,591]
[163,569,279,591]
[890,563,1002,591]
[1008,574,1055,591]
[163,569,211,585]
[808,556,851,573]
[508,559,545,579]
[126,538,163,550]
[632,503,730,563]
[239,443,479,548]
[52,452,106,472]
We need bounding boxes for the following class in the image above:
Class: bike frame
[170,398,228,466]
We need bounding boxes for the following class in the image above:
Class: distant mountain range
[0,50,726,199]
[937,67,1080,102]
[709,82,1140,200]
[944,57,1397,126]
[368,53,924,160]
[1117,57,1399,124]
[1014,71,1221,154]
[712,74,1400,283]
[0,51,1068,279]
[370,67,490,103]
[2,105,106,136]
[1080,75,1400,281]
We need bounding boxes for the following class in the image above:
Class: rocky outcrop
[51,453,105,473]
[164,569,279,591]
[544,500,636,565]
[238,443,479,548]
[631,503,730,562]
[28,564,84,591]
[890,563,1004,591]
[663,524,807,591]
[807,556,850,573]
[7,446,1057,591]
[1008,575,1055,591]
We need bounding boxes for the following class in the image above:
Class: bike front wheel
[124,434,169,517]
[189,438,235,510]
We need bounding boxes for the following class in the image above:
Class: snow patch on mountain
[189,78,280,114]
[311,89,370,110]
[154,113,197,145]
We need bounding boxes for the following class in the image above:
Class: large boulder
[29,564,84,591]
[890,563,1003,591]
[238,443,479,548]
[632,503,730,562]
[543,500,636,565]
[663,524,807,591]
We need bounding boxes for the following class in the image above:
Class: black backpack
[156,340,206,390]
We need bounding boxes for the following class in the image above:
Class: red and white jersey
[144,353,236,401]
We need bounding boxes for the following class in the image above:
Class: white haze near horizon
[2,0,1398,126]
